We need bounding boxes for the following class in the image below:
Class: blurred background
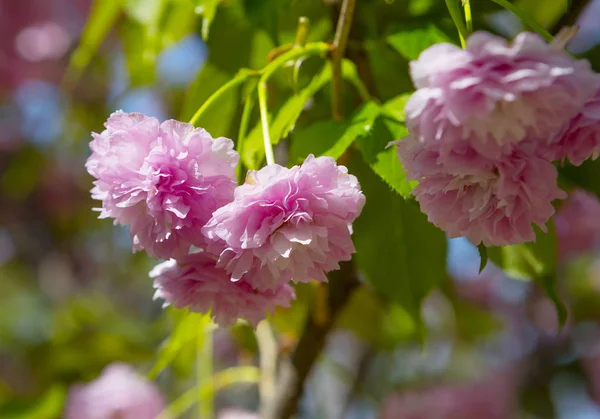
[2,0,600,418]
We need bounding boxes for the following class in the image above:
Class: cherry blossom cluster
[398,31,600,246]
[86,111,365,326]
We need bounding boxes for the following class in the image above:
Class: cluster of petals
[64,363,167,419]
[151,252,295,327]
[87,113,365,327]
[399,30,600,246]
[86,110,238,259]
[555,189,600,259]
[202,155,365,291]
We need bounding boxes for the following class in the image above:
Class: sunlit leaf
[350,154,447,321]
[356,118,415,198]
[63,0,124,88]
[387,22,451,60]
[149,310,212,379]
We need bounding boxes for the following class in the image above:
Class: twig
[331,0,357,121]
[551,0,592,34]
[257,320,278,416]
[262,262,360,419]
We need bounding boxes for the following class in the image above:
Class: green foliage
[149,310,211,379]
[387,22,451,60]
[195,0,223,40]
[349,154,447,321]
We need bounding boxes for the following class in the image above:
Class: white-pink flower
[64,363,167,419]
[543,88,600,166]
[406,31,598,161]
[151,252,295,327]
[86,111,239,259]
[398,139,566,246]
[202,155,365,291]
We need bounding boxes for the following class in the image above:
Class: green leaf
[478,243,488,273]
[341,59,371,101]
[381,93,413,123]
[356,118,415,198]
[63,0,124,88]
[487,224,567,327]
[349,154,447,321]
[337,287,415,348]
[195,0,222,40]
[149,310,211,379]
[121,0,167,86]
[387,22,451,60]
[321,102,380,160]
[488,224,557,281]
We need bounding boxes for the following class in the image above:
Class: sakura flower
[64,363,167,419]
[398,139,566,246]
[543,88,600,166]
[151,252,295,327]
[86,111,238,259]
[202,155,365,291]
[406,31,598,160]
[555,189,600,259]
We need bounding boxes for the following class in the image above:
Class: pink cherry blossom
[555,189,600,259]
[543,88,600,166]
[406,31,598,160]
[86,111,239,259]
[150,252,295,327]
[398,139,566,246]
[64,363,167,419]
[202,155,365,291]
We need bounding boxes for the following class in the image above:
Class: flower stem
[257,42,331,165]
[188,70,258,126]
[258,80,275,166]
[331,0,357,121]
[489,0,553,42]
[196,319,214,419]
[446,0,468,48]
[257,320,278,416]
[463,0,473,34]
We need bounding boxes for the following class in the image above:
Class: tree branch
[331,0,357,121]
[261,262,360,419]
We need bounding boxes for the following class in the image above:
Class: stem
[197,320,214,419]
[188,70,256,126]
[551,0,592,33]
[489,0,553,42]
[463,0,473,34]
[446,0,468,48]
[258,80,275,166]
[236,85,257,181]
[331,0,357,121]
[257,321,278,417]
[157,366,260,419]
[262,262,360,419]
[257,42,331,165]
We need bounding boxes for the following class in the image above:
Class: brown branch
[551,0,592,34]
[331,0,357,121]
[261,262,360,419]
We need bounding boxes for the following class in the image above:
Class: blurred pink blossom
[64,363,167,419]
[555,189,600,259]
[380,369,517,419]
